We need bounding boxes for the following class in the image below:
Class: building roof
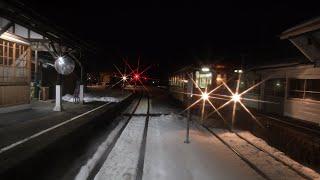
[280,17,320,39]
[280,17,320,63]
[0,0,92,51]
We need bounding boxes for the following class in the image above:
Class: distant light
[134,74,139,79]
[202,92,209,100]
[152,81,155,84]
[216,77,222,82]
[232,93,241,102]
[234,69,243,73]
[201,67,210,72]
[276,82,281,87]
[122,76,127,80]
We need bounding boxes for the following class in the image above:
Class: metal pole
[184,102,191,144]
[34,50,39,98]
[53,74,63,111]
[185,73,193,144]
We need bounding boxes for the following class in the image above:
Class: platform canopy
[280,17,320,63]
[0,0,93,57]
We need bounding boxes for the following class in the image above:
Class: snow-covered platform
[93,113,263,180]
[143,114,263,180]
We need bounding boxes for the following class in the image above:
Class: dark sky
[18,0,319,78]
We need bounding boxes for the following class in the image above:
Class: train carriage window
[305,79,320,101]
[265,78,285,97]
[195,71,212,89]
[288,79,320,101]
[288,79,305,99]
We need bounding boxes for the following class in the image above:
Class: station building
[0,1,87,113]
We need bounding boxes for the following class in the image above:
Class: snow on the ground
[94,117,146,180]
[235,130,320,180]
[143,114,263,180]
[74,118,128,180]
[62,93,130,103]
[210,128,307,179]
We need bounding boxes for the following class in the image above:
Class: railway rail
[87,92,150,180]
[203,124,312,180]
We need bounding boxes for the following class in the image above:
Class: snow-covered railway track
[83,94,144,180]
[88,93,151,180]
[204,126,311,180]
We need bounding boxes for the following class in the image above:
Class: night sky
[17,0,320,79]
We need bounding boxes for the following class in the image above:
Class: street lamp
[53,55,75,111]
[232,93,241,102]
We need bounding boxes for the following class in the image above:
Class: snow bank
[75,119,127,180]
[236,130,320,180]
[209,128,302,179]
[62,93,130,103]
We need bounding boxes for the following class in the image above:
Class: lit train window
[195,71,212,89]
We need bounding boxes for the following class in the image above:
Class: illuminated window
[195,71,212,88]
[0,39,30,83]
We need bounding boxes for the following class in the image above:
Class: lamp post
[53,56,75,111]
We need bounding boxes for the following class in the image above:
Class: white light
[201,67,210,72]
[232,93,241,102]
[234,69,243,73]
[122,76,127,80]
[202,92,209,100]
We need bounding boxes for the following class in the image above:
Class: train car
[168,64,234,105]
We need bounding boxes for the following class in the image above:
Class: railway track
[203,125,312,180]
[87,92,150,180]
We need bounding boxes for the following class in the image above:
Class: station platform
[0,100,104,149]
[0,88,132,173]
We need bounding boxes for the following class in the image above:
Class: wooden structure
[0,33,31,108]
[0,1,90,112]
